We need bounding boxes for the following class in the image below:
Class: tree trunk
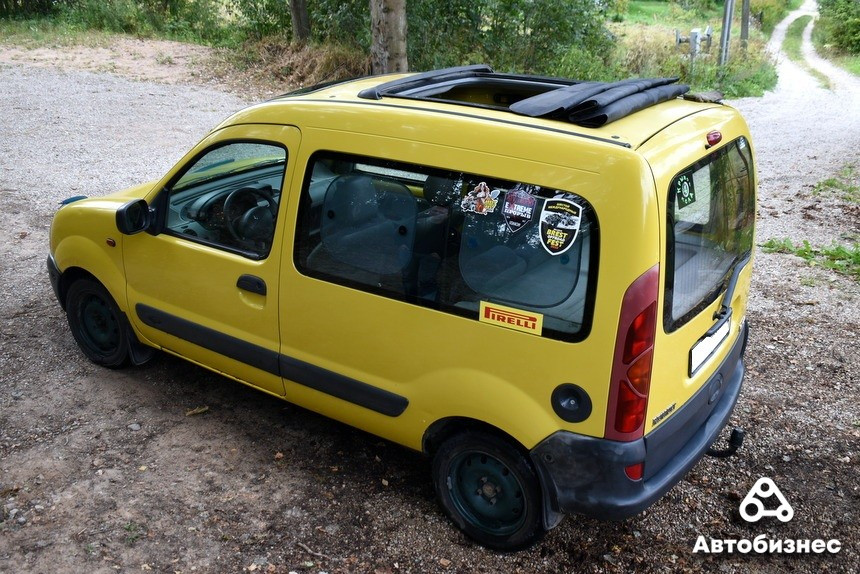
[370,0,408,75]
[289,0,311,43]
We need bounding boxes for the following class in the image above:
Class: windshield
[664,137,755,331]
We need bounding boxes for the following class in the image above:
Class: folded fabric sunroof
[357,65,690,128]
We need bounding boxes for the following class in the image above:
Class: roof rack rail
[358,64,494,100]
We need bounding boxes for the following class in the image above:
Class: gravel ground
[1,4,858,572]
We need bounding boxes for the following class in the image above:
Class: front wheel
[432,431,545,551]
[65,279,129,368]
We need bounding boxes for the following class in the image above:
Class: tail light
[605,266,659,442]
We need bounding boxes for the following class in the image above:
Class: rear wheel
[432,431,545,551]
[66,279,129,368]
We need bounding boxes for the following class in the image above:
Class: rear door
[641,111,756,435]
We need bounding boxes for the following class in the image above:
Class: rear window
[664,137,755,331]
[294,152,599,341]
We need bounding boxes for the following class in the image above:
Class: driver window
[164,142,287,258]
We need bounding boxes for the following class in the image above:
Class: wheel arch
[422,416,529,457]
[52,233,128,314]
[423,416,565,532]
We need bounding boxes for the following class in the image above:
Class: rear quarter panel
[276,102,662,451]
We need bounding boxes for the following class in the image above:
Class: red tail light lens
[624,304,656,363]
[615,380,647,433]
[605,266,659,441]
[625,463,644,481]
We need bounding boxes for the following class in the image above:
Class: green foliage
[57,0,231,43]
[612,27,777,95]
[762,238,860,280]
[669,0,717,18]
[0,0,58,18]
[229,0,292,40]
[405,0,616,74]
[750,0,795,35]
[1,0,779,96]
[817,0,860,54]
[310,0,369,47]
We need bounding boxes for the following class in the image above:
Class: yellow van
[48,65,756,550]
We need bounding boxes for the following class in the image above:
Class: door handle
[237,274,266,296]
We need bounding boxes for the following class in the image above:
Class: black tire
[65,279,129,368]
[432,431,545,551]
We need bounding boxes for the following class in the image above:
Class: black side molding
[136,304,281,375]
[281,356,409,417]
[134,304,408,417]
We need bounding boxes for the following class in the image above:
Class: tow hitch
[706,427,745,458]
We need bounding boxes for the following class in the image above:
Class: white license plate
[689,320,731,375]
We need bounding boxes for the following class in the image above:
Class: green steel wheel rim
[79,293,121,354]
[448,450,527,536]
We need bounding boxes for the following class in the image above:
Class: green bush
[0,0,59,18]
[229,0,292,40]
[55,0,230,43]
[750,0,793,35]
[817,0,860,54]
[62,0,151,35]
[609,28,776,95]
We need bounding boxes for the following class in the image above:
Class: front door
[124,125,301,396]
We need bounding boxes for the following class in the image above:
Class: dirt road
[1,5,858,572]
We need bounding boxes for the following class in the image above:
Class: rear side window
[294,152,599,341]
[665,137,755,331]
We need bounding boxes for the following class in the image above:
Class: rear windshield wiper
[705,253,752,337]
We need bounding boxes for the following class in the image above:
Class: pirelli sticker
[479,301,543,336]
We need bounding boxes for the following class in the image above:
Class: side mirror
[116,199,151,235]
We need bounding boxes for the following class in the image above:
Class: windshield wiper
[705,253,752,337]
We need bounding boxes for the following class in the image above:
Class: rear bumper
[530,320,747,520]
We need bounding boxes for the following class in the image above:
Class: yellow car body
[48,66,756,550]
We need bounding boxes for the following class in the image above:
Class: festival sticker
[502,189,537,233]
[461,182,500,215]
[674,172,696,209]
[539,197,582,256]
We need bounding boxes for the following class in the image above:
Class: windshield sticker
[462,182,500,215]
[479,301,543,336]
[502,189,537,233]
[539,197,582,256]
[675,173,696,209]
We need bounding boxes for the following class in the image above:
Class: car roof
[236,66,725,151]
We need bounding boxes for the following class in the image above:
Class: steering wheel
[223,185,278,246]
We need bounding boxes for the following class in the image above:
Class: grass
[812,164,859,202]
[782,15,831,88]
[122,521,144,545]
[0,18,114,48]
[782,16,808,61]
[624,1,721,25]
[762,238,860,280]
[831,54,860,76]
